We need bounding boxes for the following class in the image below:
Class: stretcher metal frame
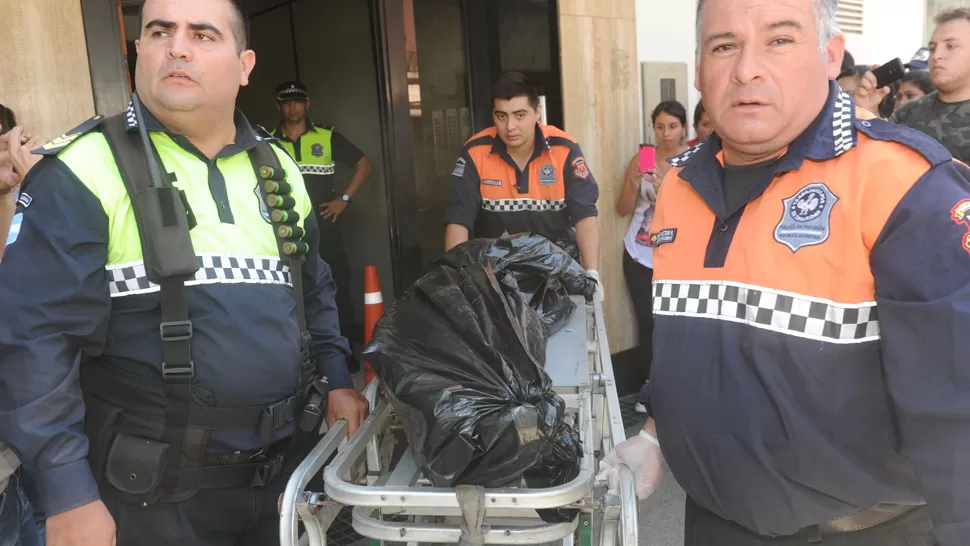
[280,298,638,545]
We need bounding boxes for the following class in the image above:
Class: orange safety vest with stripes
[443,124,598,245]
[647,83,970,539]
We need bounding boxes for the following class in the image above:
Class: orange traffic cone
[363,265,385,385]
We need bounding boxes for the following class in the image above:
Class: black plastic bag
[364,234,595,522]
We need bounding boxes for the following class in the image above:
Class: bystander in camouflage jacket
[892,90,970,164]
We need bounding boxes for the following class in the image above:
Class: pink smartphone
[639,145,657,173]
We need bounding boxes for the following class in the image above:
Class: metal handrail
[279,420,347,546]
[618,465,639,545]
[323,393,595,510]
[351,506,580,544]
[592,299,640,545]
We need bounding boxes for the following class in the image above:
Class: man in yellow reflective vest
[0,1,368,544]
[272,81,372,339]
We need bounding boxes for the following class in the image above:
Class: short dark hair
[838,64,870,82]
[840,50,856,77]
[139,0,250,52]
[651,100,687,127]
[878,82,899,119]
[900,69,937,95]
[935,7,970,26]
[492,72,540,110]
[693,101,706,126]
[0,104,16,133]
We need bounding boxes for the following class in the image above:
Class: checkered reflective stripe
[481,198,567,212]
[300,164,335,175]
[653,280,880,344]
[124,101,138,129]
[668,140,706,168]
[833,91,857,157]
[107,254,290,298]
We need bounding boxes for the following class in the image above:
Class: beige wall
[559,0,640,353]
[0,0,95,138]
[926,0,966,42]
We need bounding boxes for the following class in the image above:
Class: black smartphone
[872,58,905,89]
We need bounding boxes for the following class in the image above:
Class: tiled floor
[326,507,367,545]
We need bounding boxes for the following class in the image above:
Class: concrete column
[559,0,640,353]
[0,0,96,138]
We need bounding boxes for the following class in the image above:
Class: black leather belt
[816,504,918,535]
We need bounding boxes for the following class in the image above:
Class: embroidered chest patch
[774,182,839,252]
[650,228,677,247]
[538,164,557,186]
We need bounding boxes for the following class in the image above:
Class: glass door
[403,0,473,269]
[374,0,561,290]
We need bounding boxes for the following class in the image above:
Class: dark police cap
[276,81,309,101]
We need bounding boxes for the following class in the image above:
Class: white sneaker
[634,403,647,414]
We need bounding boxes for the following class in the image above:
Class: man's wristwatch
[341,193,352,203]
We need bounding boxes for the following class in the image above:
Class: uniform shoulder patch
[950,199,970,256]
[572,157,590,179]
[854,118,952,168]
[313,123,334,131]
[35,115,105,156]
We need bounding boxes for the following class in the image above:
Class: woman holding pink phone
[616,101,689,391]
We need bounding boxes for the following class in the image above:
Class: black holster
[82,364,303,505]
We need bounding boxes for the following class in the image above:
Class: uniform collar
[490,123,552,164]
[123,98,265,157]
[670,81,858,171]
[668,82,858,219]
[273,119,323,142]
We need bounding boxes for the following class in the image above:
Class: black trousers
[623,251,654,380]
[102,478,288,546]
[684,496,932,546]
[318,216,354,332]
[100,437,316,546]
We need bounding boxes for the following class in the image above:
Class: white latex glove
[587,269,604,303]
[603,429,667,499]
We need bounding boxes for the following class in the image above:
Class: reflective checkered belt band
[481,198,566,212]
[653,280,879,344]
[300,164,335,175]
[106,254,290,298]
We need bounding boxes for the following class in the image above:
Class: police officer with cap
[272,81,372,337]
[0,0,368,544]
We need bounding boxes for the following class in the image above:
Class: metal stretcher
[280,298,639,545]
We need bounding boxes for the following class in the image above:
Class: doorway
[118,0,397,331]
[377,0,564,282]
[110,0,564,305]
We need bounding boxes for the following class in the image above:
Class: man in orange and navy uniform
[444,71,602,296]
[604,0,970,544]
